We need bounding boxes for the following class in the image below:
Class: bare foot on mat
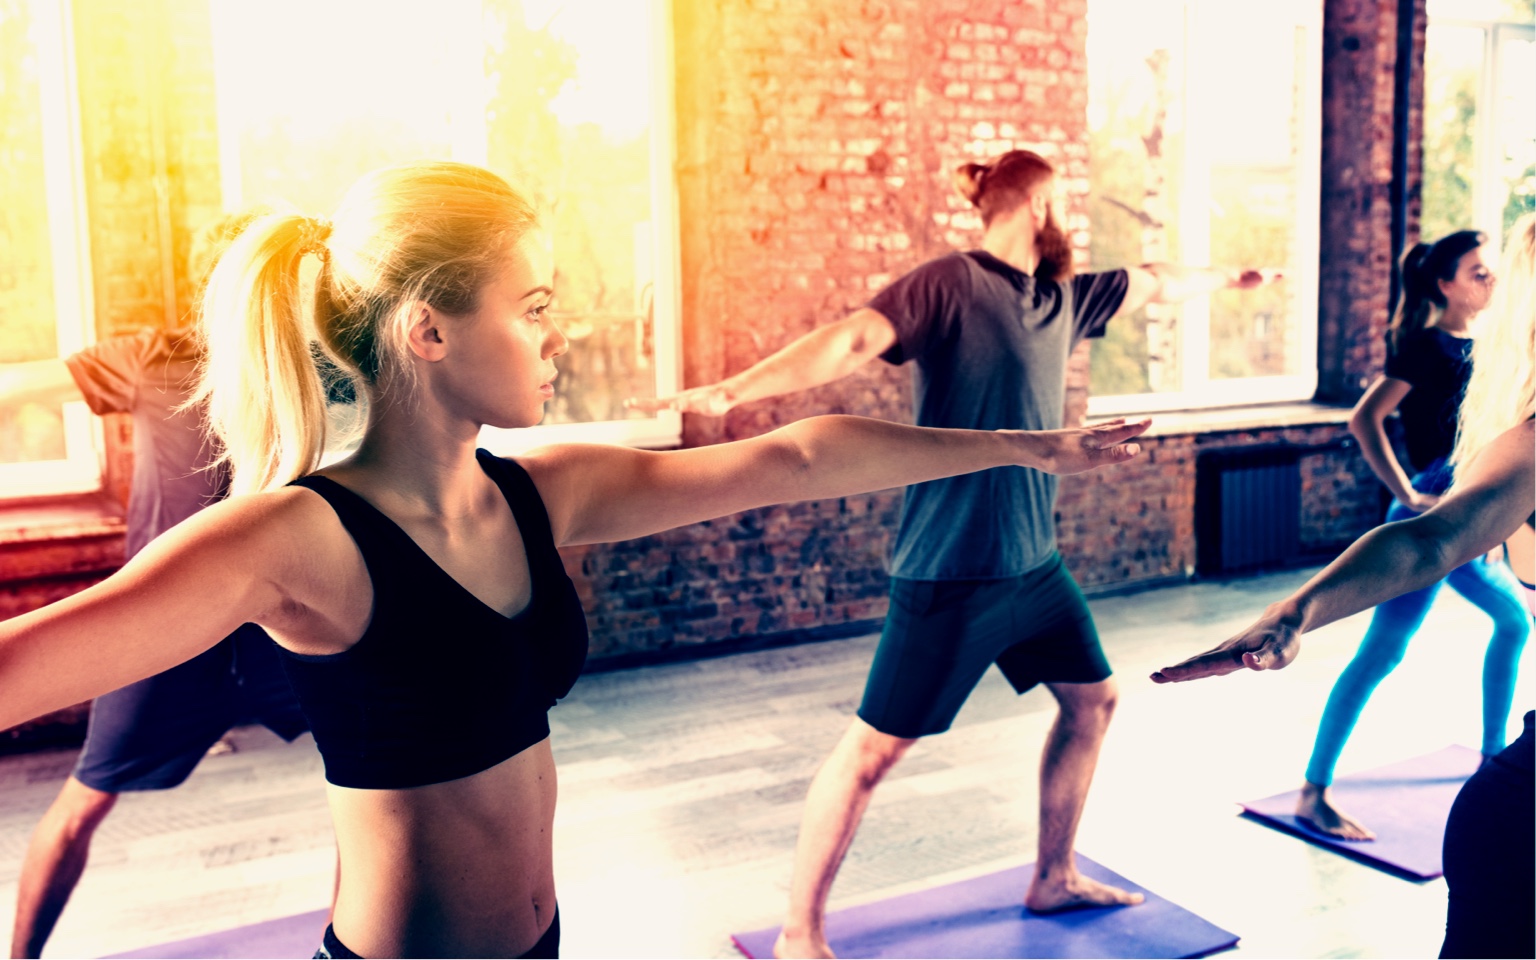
[1295,782,1375,841]
[1025,869,1145,913]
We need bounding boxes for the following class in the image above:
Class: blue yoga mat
[731,855,1238,959]
[105,908,328,959]
[1240,744,1480,880]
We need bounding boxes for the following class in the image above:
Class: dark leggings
[316,909,560,959]
[1440,711,1534,958]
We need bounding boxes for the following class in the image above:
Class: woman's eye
[528,303,549,321]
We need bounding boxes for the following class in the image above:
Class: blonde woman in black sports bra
[0,161,1151,959]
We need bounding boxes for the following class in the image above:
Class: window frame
[1087,0,1323,418]
[209,0,683,459]
[0,0,102,500]
[1426,12,1535,246]
[484,0,682,455]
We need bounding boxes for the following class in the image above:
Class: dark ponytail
[1388,229,1485,355]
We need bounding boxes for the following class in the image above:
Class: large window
[1085,0,1322,414]
[209,0,681,452]
[0,0,98,497]
[1422,0,1535,246]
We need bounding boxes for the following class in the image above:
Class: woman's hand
[1404,489,1442,513]
[1150,604,1303,683]
[1022,418,1152,475]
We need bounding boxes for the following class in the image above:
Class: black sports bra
[280,450,588,789]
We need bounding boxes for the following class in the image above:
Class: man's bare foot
[773,929,834,959]
[1024,870,1145,913]
[1295,782,1375,841]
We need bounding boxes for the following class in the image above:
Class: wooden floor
[1,565,1530,959]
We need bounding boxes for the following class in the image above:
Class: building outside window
[0,0,98,497]
[209,0,682,453]
[1422,0,1535,247]
[1085,0,1322,414]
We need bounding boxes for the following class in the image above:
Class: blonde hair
[1451,212,1536,474]
[193,161,540,495]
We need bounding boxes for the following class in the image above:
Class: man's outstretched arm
[1113,264,1280,322]
[627,308,897,417]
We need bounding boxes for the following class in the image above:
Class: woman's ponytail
[1388,242,1434,355]
[192,213,330,495]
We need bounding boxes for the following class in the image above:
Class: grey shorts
[857,553,1111,739]
[73,624,308,792]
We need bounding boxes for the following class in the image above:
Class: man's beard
[1035,212,1073,283]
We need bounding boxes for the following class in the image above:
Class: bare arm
[0,359,82,408]
[1152,419,1535,683]
[526,415,1150,546]
[1114,264,1277,321]
[626,308,897,416]
[0,491,324,731]
[1349,376,1428,509]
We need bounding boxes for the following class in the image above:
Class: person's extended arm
[0,491,317,731]
[1151,419,1535,683]
[527,415,1150,546]
[0,359,82,408]
[1348,376,1429,509]
[1113,264,1277,321]
[626,308,897,416]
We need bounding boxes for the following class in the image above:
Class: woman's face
[1441,244,1497,315]
[438,231,567,429]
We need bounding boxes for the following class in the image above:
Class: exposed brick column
[1315,0,1425,404]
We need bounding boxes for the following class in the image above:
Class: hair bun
[951,162,990,206]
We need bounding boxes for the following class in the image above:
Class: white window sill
[1116,401,1352,439]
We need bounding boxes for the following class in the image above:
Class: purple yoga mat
[731,855,1238,959]
[104,908,328,959]
[1240,744,1481,880]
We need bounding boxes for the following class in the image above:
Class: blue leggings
[1306,470,1532,786]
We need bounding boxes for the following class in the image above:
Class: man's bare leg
[10,777,119,959]
[774,718,916,959]
[1023,678,1144,912]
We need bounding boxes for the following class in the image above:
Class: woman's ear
[404,302,448,362]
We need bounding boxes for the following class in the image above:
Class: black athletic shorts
[73,623,309,793]
[858,552,1111,739]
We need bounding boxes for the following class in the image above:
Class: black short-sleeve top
[1384,327,1474,473]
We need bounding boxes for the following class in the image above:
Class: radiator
[1195,446,1302,575]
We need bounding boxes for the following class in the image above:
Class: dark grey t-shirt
[870,251,1128,580]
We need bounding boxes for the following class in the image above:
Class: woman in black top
[0,161,1152,958]
[1156,211,1536,959]
[1269,231,1528,841]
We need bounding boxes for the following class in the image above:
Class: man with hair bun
[635,148,1274,958]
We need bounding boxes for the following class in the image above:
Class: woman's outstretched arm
[0,490,328,731]
[525,415,1149,547]
[1151,418,1535,684]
